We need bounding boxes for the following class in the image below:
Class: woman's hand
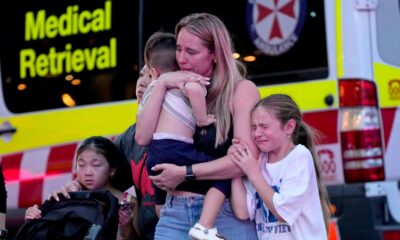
[47,180,81,201]
[230,142,260,176]
[158,71,210,89]
[24,204,41,221]
[149,164,186,190]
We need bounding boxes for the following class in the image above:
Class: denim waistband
[165,194,206,207]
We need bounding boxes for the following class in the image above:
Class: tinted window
[376,0,400,66]
[0,0,139,113]
[142,0,328,85]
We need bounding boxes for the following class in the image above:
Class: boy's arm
[183,82,214,126]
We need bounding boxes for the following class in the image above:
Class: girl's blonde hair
[253,94,331,232]
[176,13,246,147]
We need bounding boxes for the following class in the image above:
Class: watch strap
[185,165,196,182]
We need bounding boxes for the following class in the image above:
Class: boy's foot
[188,223,226,240]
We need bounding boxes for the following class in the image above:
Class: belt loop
[169,195,174,207]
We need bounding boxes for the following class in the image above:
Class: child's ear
[149,67,160,79]
[285,119,296,135]
[110,168,117,178]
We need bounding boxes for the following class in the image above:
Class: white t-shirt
[244,144,327,240]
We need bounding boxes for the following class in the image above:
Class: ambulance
[1,0,399,239]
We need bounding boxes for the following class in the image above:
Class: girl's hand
[25,204,41,221]
[118,208,133,227]
[158,71,210,89]
[117,205,134,240]
[230,142,260,176]
[228,140,242,155]
[47,180,81,201]
[149,164,186,190]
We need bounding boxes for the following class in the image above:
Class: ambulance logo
[388,79,400,100]
[246,0,306,56]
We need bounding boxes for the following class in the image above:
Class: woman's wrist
[185,165,196,182]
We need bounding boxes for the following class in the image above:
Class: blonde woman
[136,13,260,240]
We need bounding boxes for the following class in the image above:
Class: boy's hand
[197,114,216,127]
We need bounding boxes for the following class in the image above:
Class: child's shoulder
[291,144,314,167]
[109,188,124,201]
[293,144,311,155]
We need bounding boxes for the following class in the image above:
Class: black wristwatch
[185,165,196,182]
[0,229,8,240]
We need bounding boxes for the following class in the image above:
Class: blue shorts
[155,195,257,240]
[147,139,230,204]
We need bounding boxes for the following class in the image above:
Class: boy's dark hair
[144,31,178,74]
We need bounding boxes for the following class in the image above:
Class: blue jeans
[155,195,257,240]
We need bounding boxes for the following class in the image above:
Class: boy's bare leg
[198,188,225,228]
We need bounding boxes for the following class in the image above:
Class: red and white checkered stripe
[1,143,78,208]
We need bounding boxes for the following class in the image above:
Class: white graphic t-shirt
[244,144,327,240]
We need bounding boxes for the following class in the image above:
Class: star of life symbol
[246,0,306,56]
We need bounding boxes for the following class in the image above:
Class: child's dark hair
[76,136,132,192]
[144,31,178,74]
[252,94,331,232]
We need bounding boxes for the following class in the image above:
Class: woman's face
[76,149,113,190]
[176,27,215,77]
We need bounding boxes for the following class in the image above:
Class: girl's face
[251,107,292,153]
[76,149,113,190]
[176,27,215,77]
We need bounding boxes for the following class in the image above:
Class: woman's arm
[193,79,260,179]
[150,79,260,189]
[150,155,241,190]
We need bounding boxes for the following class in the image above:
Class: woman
[135,13,260,239]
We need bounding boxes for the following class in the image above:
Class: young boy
[138,31,229,240]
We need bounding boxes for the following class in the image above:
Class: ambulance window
[0,0,139,113]
[142,0,328,86]
[375,0,400,66]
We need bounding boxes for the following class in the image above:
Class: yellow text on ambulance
[20,0,116,79]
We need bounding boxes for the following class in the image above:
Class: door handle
[0,127,16,135]
[0,121,17,143]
